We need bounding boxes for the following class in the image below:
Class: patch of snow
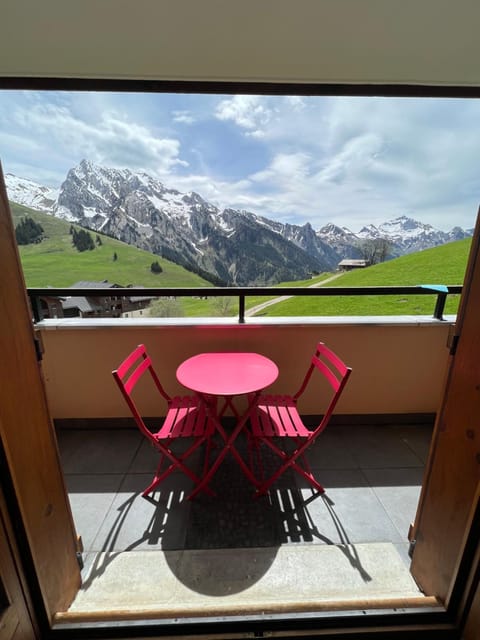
[149,194,192,221]
[191,242,204,255]
[83,207,102,219]
[53,205,77,222]
[126,214,153,233]
[5,173,58,212]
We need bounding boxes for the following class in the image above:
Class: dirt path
[245,272,344,317]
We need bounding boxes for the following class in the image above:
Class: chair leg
[142,474,166,498]
[141,443,216,499]
[142,453,166,497]
[253,441,326,497]
[291,462,325,494]
[296,451,326,494]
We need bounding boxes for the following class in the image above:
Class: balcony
[58,421,431,617]
[34,306,453,620]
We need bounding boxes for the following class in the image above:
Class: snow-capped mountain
[5,173,58,212]
[356,216,470,255]
[5,161,473,286]
[53,160,328,285]
[316,223,364,260]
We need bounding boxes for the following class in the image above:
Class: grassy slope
[10,202,471,316]
[256,238,472,316]
[10,203,210,288]
[178,273,334,317]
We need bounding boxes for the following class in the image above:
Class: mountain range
[5,160,473,286]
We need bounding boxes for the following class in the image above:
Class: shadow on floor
[81,448,372,594]
[61,424,431,597]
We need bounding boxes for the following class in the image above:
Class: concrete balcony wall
[37,316,454,421]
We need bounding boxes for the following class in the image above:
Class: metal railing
[28,284,463,324]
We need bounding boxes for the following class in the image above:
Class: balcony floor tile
[65,473,124,551]
[362,467,425,539]
[333,424,427,469]
[58,428,143,475]
[89,472,193,552]
[59,424,433,616]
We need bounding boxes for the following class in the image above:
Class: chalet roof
[338,259,369,267]
[62,296,103,313]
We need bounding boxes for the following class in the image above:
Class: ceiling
[1,0,479,91]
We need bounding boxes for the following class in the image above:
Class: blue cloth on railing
[419,284,449,293]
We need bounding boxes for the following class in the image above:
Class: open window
[1,132,480,637]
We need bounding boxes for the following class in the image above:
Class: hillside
[254,238,472,317]
[6,166,472,286]
[9,201,471,318]
[9,203,211,288]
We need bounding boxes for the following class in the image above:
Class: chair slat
[317,343,350,376]
[251,342,352,497]
[311,355,341,391]
[279,404,307,437]
[116,344,148,378]
[112,345,213,499]
[258,406,275,436]
[123,356,152,396]
[181,396,197,435]
[271,397,296,436]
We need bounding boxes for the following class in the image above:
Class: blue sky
[0,90,479,232]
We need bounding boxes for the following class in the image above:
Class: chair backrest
[112,344,171,441]
[294,341,352,436]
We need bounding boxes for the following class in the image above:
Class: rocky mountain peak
[5,162,473,286]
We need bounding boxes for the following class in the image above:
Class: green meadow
[253,238,471,317]
[10,203,210,288]
[10,202,471,317]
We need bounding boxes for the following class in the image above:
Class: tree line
[15,216,44,245]
[69,226,104,252]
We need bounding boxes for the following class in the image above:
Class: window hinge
[408,538,416,558]
[447,325,460,356]
[34,335,43,362]
[76,535,84,570]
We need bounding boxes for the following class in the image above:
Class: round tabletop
[176,352,278,396]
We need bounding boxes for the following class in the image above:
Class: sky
[0,90,479,233]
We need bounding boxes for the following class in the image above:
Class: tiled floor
[58,422,431,571]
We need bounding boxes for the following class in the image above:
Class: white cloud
[10,101,187,177]
[251,152,312,186]
[215,95,272,133]
[2,92,480,232]
[172,110,195,124]
[285,96,305,110]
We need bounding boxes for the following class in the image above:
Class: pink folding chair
[250,342,352,496]
[112,344,214,499]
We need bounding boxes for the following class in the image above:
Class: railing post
[433,293,447,321]
[239,294,245,323]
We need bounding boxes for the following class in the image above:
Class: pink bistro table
[176,352,279,498]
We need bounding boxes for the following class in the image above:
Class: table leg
[188,392,261,499]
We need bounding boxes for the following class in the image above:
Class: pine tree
[72,228,95,252]
[15,216,44,245]
[150,260,163,274]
